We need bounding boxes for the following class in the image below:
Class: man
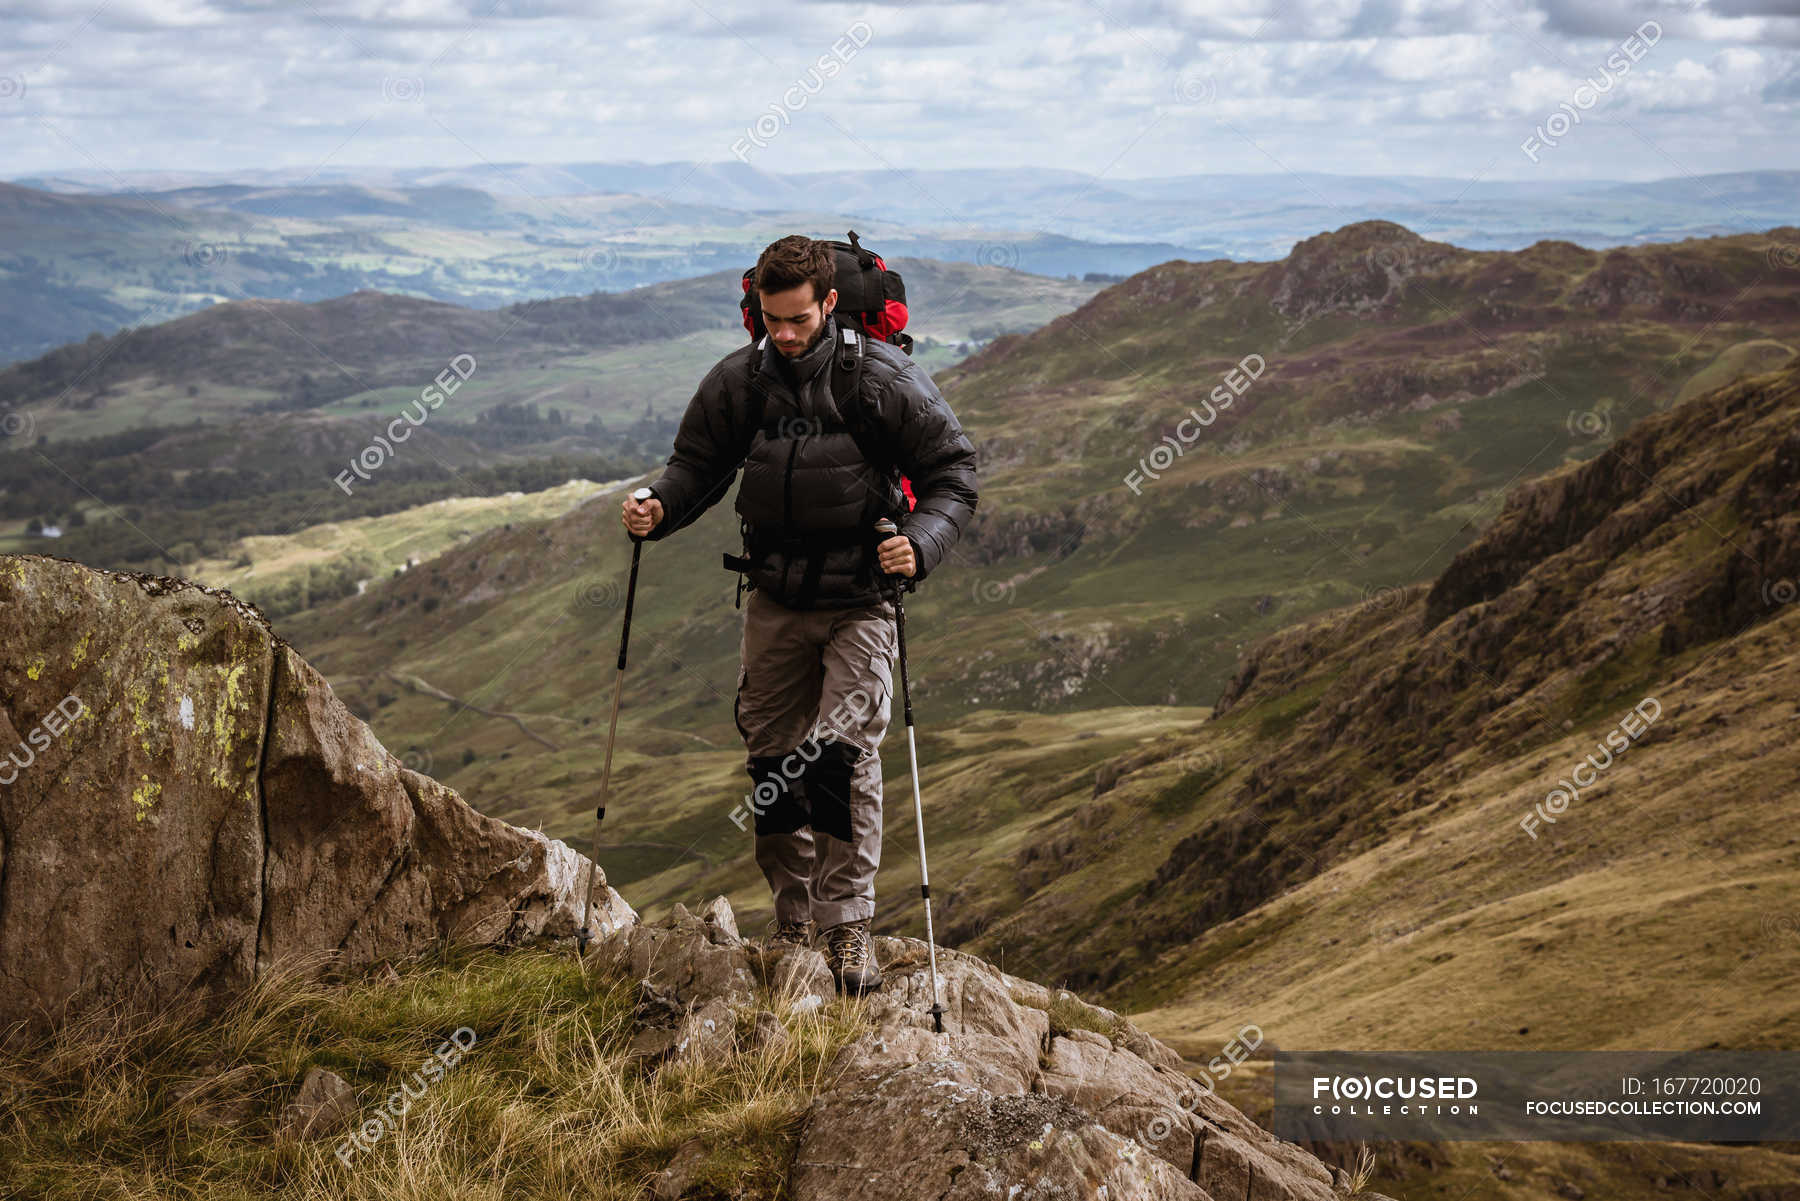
[620,234,978,994]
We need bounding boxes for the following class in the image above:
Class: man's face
[760,282,837,357]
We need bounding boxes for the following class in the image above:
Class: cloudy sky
[2,0,1797,185]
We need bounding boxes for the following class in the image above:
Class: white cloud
[1364,33,1496,80]
[0,0,1793,181]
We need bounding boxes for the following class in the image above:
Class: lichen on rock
[0,553,634,1045]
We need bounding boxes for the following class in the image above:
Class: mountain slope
[0,256,1097,577]
[961,353,1800,1016]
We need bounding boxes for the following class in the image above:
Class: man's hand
[877,534,916,578]
[622,492,663,538]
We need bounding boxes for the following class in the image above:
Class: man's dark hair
[754,235,835,306]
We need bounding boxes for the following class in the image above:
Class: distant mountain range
[17,161,1798,252]
[0,258,1098,444]
[0,177,1164,366]
[3,164,1795,366]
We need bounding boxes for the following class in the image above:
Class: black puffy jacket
[643,313,979,610]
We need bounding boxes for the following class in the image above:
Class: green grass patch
[1244,674,1338,742]
[1114,905,1311,1013]
[1558,631,1668,731]
[1147,759,1231,818]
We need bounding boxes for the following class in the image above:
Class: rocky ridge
[601,898,1384,1201]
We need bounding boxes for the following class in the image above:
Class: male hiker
[619,234,978,994]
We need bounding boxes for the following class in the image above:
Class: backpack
[724,231,918,607]
[739,230,917,512]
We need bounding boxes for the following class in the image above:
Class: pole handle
[626,485,654,544]
[872,518,913,715]
[871,517,915,596]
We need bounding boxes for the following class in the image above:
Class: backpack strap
[828,325,918,597]
[828,325,902,512]
[744,335,769,429]
[724,337,772,608]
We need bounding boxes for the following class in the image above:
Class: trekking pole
[579,485,653,958]
[874,517,945,1033]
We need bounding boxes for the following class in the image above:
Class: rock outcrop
[0,554,634,1045]
[595,898,1367,1201]
[1260,220,1460,321]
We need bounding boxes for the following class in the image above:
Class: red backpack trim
[740,229,913,355]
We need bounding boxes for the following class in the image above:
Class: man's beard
[780,314,830,355]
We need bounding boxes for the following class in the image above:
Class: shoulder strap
[729,339,769,610]
[829,325,899,499]
[744,335,770,441]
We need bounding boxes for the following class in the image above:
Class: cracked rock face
[597,901,1348,1201]
[0,554,635,1045]
[794,937,1341,1201]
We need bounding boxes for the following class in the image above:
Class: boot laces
[828,920,870,969]
[768,918,811,946]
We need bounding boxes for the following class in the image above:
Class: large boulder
[0,554,635,1045]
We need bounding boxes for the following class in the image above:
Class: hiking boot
[764,917,814,952]
[822,918,883,995]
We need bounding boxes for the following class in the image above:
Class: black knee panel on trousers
[747,753,808,836]
[803,738,860,843]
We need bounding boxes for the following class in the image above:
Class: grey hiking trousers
[733,584,897,930]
